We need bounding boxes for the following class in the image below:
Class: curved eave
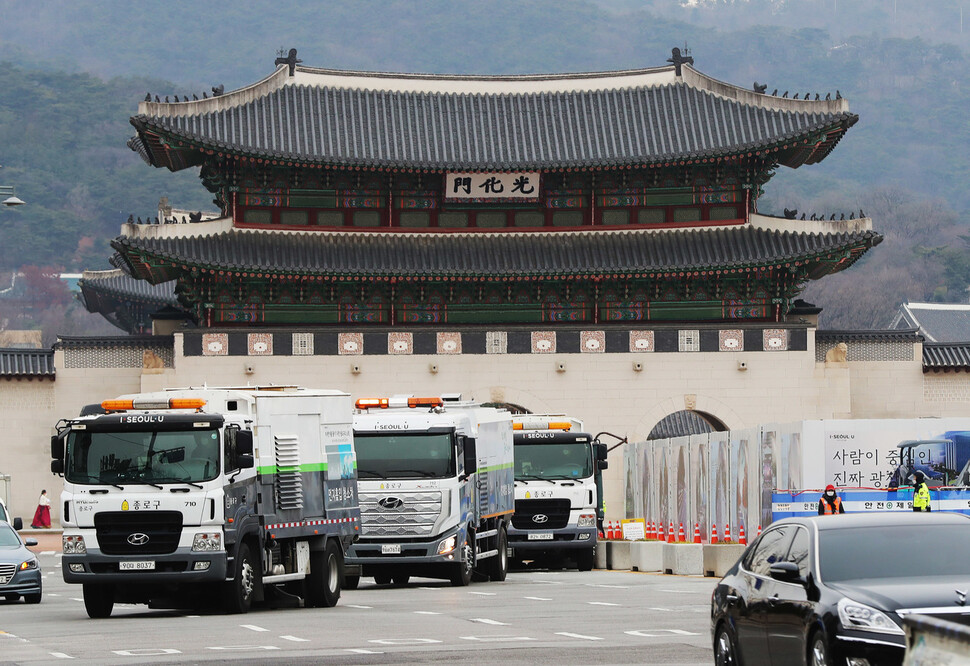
[129,114,855,174]
[110,227,883,283]
[923,343,970,373]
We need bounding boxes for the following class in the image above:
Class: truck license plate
[528,533,554,541]
[381,544,402,554]
[119,561,155,570]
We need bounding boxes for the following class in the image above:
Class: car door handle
[725,593,739,603]
[767,595,780,605]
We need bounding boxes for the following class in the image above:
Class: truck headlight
[19,558,38,571]
[62,535,86,554]
[578,513,596,528]
[837,598,904,635]
[437,535,457,555]
[192,532,223,552]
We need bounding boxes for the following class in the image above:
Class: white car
[0,497,21,530]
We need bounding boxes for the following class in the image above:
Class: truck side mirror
[594,443,608,462]
[51,459,64,474]
[462,437,477,476]
[237,453,255,470]
[598,460,609,471]
[236,430,254,456]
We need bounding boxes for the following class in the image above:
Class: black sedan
[711,512,970,666]
[0,520,41,604]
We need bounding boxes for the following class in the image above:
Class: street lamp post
[0,166,26,207]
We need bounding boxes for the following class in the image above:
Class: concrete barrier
[904,614,970,664]
[703,544,745,577]
[631,541,664,572]
[606,540,633,570]
[663,543,704,575]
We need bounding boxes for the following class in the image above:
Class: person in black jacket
[818,484,845,515]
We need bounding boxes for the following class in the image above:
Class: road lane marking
[460,635,534,642]
[524,596,552,601]
[70,598,83,602]
[348,649,384,653]
[587,602,619,606]
[345,604,373,609]
[48,593,60,597]
[50,653,74,659]
[240,624,269,632]
[625,629,701,637]
[470,618,508,625]
[113,649,181,656]
[206,646,281,651]
[369,638,441,645]
[280,635,309,642]
[468,591,496,596]
[585,584,628,589]
[414,611,441,615]
[648,607,672,612]
[556,632,603,641]
[41,551,55,555]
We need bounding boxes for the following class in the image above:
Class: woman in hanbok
[31,490,51,528]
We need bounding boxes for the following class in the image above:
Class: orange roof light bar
[408,397,443,408]
[512,421,572,431]
[168,398,207,410]
[356,398,389,410]
[101,399,134,411]
[100,398,207,411]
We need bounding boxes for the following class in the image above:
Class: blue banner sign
[772,488,970,520]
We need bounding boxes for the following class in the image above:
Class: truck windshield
[66,428,221,485]
[514,442,593,480]
[355,433,455,479]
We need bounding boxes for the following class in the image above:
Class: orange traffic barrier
[724,523,732,543]
[693,523,702,544]
[710,523,719,544]
[678,523,686,542]
[738,524,747,545]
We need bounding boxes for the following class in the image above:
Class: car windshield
[66,428,221,485]
[355,432,455,479]
[0,524,21,547]
[514,442,593,480]
[820,524,970,581]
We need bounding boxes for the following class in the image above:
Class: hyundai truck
[508,415,607,571]
[344,395,513,587]
[50,386,360,617]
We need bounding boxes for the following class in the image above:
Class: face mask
[826,491,835,498]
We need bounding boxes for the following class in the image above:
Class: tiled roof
[78,270,178,307]
[923,343,970,371]
[0,348,54,378]
[816,328,922,342]
[648,410,715,440]
[54,336,173,348]
[112,226,882,281]
[130,65,856,172]
[889,303,970,343]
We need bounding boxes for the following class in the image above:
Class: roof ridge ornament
[667,46,694,77]
[275,48,303,77]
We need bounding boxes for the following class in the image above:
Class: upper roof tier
[129,54,857,172]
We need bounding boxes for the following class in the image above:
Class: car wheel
[809,631,832,666]
[24,590,42,605]
[224,542,256,614]
[307,540,342,608]
[714,623,740,666]
[82,583,114,619]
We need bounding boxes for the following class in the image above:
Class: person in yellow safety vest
[818,484,845,515]
[913,471,932,512]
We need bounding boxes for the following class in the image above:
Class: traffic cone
[724,523,732,543]
[757,525,762,537]
[678,523,686,542]
[738,524,747,545]
[647,521,655,540]
[693,523,702,544]
[658,521,665,542]
[710,523,719,544]
[608,521,617,540]
[668,521,675,543]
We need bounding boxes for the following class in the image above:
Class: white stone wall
[0,379,56,522]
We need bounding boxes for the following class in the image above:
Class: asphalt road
[0,549,717,665]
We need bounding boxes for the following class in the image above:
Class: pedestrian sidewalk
[19,523,62,553]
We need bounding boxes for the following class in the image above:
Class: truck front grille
[512,498,571,530]
[94,511,182,555]
[359,491,442,537]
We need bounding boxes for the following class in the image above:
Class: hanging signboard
[445,172,541,202]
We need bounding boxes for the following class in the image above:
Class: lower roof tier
[112,225,881,284]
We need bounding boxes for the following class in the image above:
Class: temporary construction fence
[623,417,970,541]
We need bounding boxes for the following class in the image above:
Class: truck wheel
[307,540,342,608]
[224,542,256,614]
[450,532,475,587]
[82,583,114,618]
[486,527,508,582]
[576,547,595,572]
[344,574,360,590]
